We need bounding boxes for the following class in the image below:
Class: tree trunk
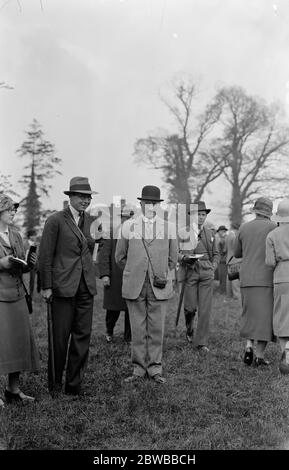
[230,182,243,227]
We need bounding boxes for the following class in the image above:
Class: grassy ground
[1,280,289,450]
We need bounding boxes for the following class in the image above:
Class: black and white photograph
[1,0,289,457]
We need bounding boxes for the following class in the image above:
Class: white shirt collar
[68,202,81,221]
[141,214,158,224]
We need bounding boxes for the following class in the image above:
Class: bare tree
[209,86,289,225]
[134,77,225,204]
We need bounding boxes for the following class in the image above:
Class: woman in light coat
[234,197,276,367]
[266,199,289,374]
[0,194,39,408]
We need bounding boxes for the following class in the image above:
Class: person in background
[216,225,228,294]
[39,176,98,396]
[98,205,134,344]
[226,222,241,300]
[0,194,39,408]
[179,201,220,352]
[115,185,178,384]
[234,197,276,367]
[265,199,289,374]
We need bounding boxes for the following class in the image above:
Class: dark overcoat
[38,207,97,296]
[98,236,127,311]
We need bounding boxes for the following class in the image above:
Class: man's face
[198,211,207,226]
[140,200,159,219]
[70,193,92,212]
[219,230,227,238]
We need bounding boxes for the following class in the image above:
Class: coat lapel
[63,207,83,242]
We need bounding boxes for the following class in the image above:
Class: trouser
[218,263,227,293]
[106,309,131,341]
[126,276,167,377]
[48,274,94,392]
[184,268,213,347]
[226,277,241,299]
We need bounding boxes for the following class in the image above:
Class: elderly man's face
[70,193,92,213]
[140,200,159,219]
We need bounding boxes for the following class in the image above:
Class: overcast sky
[1,0,289,225]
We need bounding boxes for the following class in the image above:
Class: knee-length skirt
[0,298,39,375]
[240,286,274,341]
[273,283,289,337]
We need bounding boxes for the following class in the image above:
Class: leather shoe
[64,385,81,396]
[243,347,253,366]
[106,334,113,343]
[253,357,270,367]
[4,389,35,404]
[197,345,209,353]
[279,350,289,375]
[151,374,166,384]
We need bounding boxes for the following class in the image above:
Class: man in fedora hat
[39,176,98,395]
[98,204,134,344]
[178,201,220,352]
[115,185,178,384]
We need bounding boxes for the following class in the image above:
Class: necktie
[78,211,84,231]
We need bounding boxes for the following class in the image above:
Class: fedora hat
[272,199,289,223]
[251,197,273,218]
[137,185,164,202]
[64,177,98,195]
[188,200,211,214]
[0,194,19,213]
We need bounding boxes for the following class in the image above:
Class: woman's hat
[251,197,273,218]
[188,200,211,214]
[272,199,289,223]
[217,225,228,232]
[0,194,19,212]
[64,176,98,195]
[137,185,163,202]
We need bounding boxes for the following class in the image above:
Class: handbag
[141,238,167,289]
[227,256,242,281]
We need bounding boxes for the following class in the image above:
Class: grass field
[1,280,289,450]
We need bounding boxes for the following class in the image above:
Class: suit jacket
[178,225,220,281]
[0,227,27,302]
[266,224,289,284]
[234,218,276,287]
[115,215,178,300]
[39,207,97,297]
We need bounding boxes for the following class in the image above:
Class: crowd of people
[1,176,289,409]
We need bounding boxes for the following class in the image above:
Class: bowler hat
[251,197,273,218]
[188,200,211,214]
[217,225,228,232]
[0,194,19,213]
[64,176,98,195]
[272,199,289,223]
[137,185,163,202]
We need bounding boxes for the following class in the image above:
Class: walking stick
[47,298,56,391]
[175,264,188,327]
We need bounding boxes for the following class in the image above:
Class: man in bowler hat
[39,177,98,395]
[179,201,220,352]
[115,185,178,384]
